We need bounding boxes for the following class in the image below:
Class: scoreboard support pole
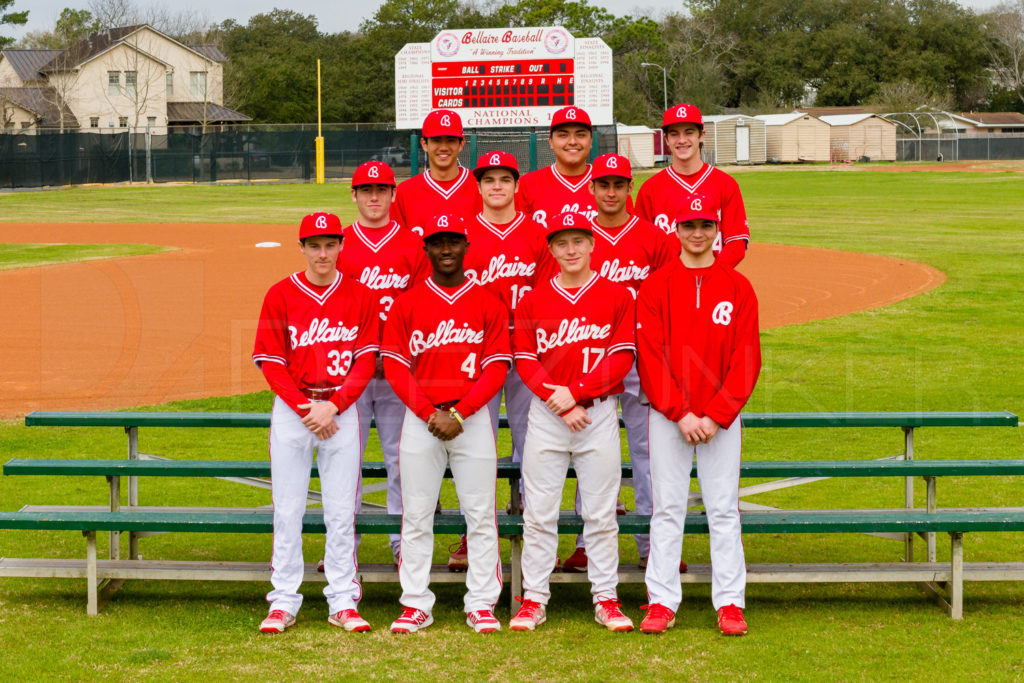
[410,134,420,175]
[315,58,325,185]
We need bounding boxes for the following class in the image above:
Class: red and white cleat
[329,609,371,632]
[390,607,433,634]
[594,598,634,632]
[259,609,296,634]
[509,597,547,631]
[717,604,747,636]
[466,609,501,633]
[640,603,676,634]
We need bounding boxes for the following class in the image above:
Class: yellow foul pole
[315,58,325,184]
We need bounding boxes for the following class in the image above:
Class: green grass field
[0,243,168,270]
[1,168,1023,680]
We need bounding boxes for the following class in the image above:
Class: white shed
[819,113,897,161]
[615,123,656,168]
[754,112,831,162]
[701,114,767,165]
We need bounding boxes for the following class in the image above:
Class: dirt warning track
[0,222,944,418]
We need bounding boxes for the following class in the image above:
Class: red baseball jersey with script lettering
[464,211,556,322]
[336,220,429,328]
[381,278,511,420]
[253,271,380,411]
[516,164,636,228]
[590,214,679,298]
[513,274,635,403]
[391,167,482,235]
[634,163,749,267]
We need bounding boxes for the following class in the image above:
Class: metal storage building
[701,114,766,165]
[755,112,831,162]
[615,123,656,168]
[819,113,897,161]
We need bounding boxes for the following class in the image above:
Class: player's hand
[677,412,707,445]
[299,402,340,440]
[427,410,464,441]
[543,383,577,414]
[698,416,720,443]
[560,405,592,433]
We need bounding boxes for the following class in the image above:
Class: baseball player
[635,104,750,268]
[516,105,632,228]
[391,109,482,235]
[252,212,380,634]
[582,152,680,574]
[381,213,511,634]
[509,212,636,633]
[336,160,430,565]
[635,193,761,636]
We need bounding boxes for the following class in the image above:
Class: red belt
[578,396,611,410]
[301,386,340,401]
[434,400,460,411]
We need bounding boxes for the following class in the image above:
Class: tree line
[7,0,1024,124]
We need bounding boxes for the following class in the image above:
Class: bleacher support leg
[85,531,98,616]
[950,532,963,620]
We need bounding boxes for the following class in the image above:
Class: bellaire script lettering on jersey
[536,317,612,353]
[289,318,360,349]
[360,265,410,291]
[598,259,650,284]
[409,319,486,356]
[465,254,537,286]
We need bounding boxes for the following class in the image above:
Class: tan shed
[755,112,831,162]
[819,113,897,161]
[615,123,656,168]
[701,114,767,165]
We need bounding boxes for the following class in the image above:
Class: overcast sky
[8,0,1005,40]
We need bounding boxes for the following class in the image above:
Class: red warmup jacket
[636,258,761,429]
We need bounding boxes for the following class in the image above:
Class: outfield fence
[896,133,1024,162]
[0,124,618,189]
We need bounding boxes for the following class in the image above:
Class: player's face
[351,183,395,224]
[676,219,718,256]
[478,169,518,211]
[299,235,342,281]
[424,233,468,277]
[589,176,632,216]
[549,125,592,168]
[665,123,704,163]
[548,230,594,275]
[421,135,465,172]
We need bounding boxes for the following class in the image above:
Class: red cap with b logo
[591,153,632,180]
[352,160,396,187]
[674,193,719,224]
[422,109,464,138]
[473,150,520,180]
[422,212,468,240]
[550,106,593,132]
[545,211,594,241]
[662,103,704,130]
[299,211,344,240]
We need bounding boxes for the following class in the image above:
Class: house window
[190,71,207,97]
[90,117,99,128]
[108,71,120,95]
[166,73,173,97]
[119,116,128,128]
[147,116,157,128]
[21,121,31,129]
[125,71,137,96]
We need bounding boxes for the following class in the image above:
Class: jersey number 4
[460,352,477,379]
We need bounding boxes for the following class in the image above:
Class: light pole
[640,61,668,113]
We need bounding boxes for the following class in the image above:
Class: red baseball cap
[299,211,344,240]
[550,106,592,132]
[422,212,468,240]
[591,153,632,180]
[545,211,593,241]
[674,193,719,224]
[473,150,520,180]
[352,160,396,187]
[422,109,464,138]
[662,103,704,131]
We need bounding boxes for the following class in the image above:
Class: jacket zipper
[695,275,703,309]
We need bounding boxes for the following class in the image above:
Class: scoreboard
[396,27,613,130]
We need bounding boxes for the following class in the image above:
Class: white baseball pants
[645,409,745,612]
[266,396,362,616]
[521,396,622,605]
[397,408,502,614]
[356,377,405,554]
[487,366,532,493]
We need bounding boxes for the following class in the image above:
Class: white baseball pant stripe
[521,396,622,605]
[397,407,502,614]
[645,409,745,612]
[356,377,405,554]
[267,396,362,616]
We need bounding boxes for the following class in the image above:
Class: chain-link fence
[896,133,1024,162]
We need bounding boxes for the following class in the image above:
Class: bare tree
[869,80,952,114]
[98,30,166,130]
[39,55,84,132]
[88,0,211,41]
[661,12,738,111]
[984,1,1024,106]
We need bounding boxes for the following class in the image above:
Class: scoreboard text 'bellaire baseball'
[395,27,613,130]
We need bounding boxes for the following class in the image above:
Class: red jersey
[590,214,680,298]
[391,167,482,236]
[381,278,511,421]
[464,211,557,321]
[513,274,635,403]
[634,164,750,268]
[336,220,429,327]
[253,271,380,414]
[636,258,761,429]
[516,164,635,228]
